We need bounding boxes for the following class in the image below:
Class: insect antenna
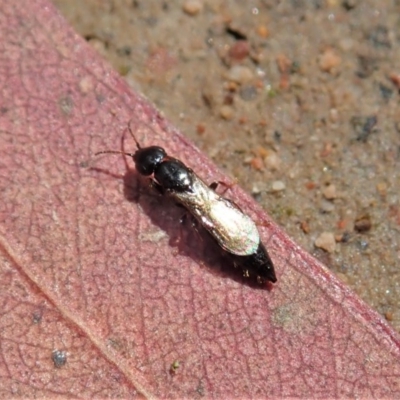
[127,119,142,150]
[94,119,141,158]
[91,119,144,166]
[94,150,135,157]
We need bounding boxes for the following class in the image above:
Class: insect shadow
[91,157,273,290]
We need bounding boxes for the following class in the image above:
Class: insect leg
[209,180,236,194]
[149,179,165,195]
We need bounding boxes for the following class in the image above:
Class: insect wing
[206,197,260,256]
[167,174,260,257]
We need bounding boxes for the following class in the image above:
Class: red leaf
[1,1,400,398]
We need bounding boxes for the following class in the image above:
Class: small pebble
[320,200,335,213]
[228,40,250,61]
[319,48,341,73]
[323,184,337,200]
[354,214,372,233]
[271,180,286,192]
[182,0,203,15]
[251,182,267,195]
[255,146,268,157]
[376,182,387,196]
[385,312,393,322]
[320,142,333,157]
[340,231,352,243]
[357,238,369,250]
[389,72,400,89]
[251,185,262,195]
[300,220,310,234]
[305,181,317,190]
[327,0,340,6]
[315,232,336,253]
[250,157,264,171]
[256,25,269,38]
[219,105,234,120]
[264,151,281,170]
[88,37,108,58]
[196,123,206,135]
[335,232,347,243]
[329,108,339,123]
[239,85,257,101]
[337,219,348,230]
[226,65,254,84]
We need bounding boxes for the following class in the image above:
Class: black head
[133,146,166,176]
[154,159,193,192]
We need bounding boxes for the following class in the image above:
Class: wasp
[95,125,277,284]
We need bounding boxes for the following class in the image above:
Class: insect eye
[134,146,166,175]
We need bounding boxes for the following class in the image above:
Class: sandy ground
[51,0,400,333]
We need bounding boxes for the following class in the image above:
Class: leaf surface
[0,1,399,398]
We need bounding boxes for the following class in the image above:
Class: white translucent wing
[169,175,260,256]
[205,198,260,256]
